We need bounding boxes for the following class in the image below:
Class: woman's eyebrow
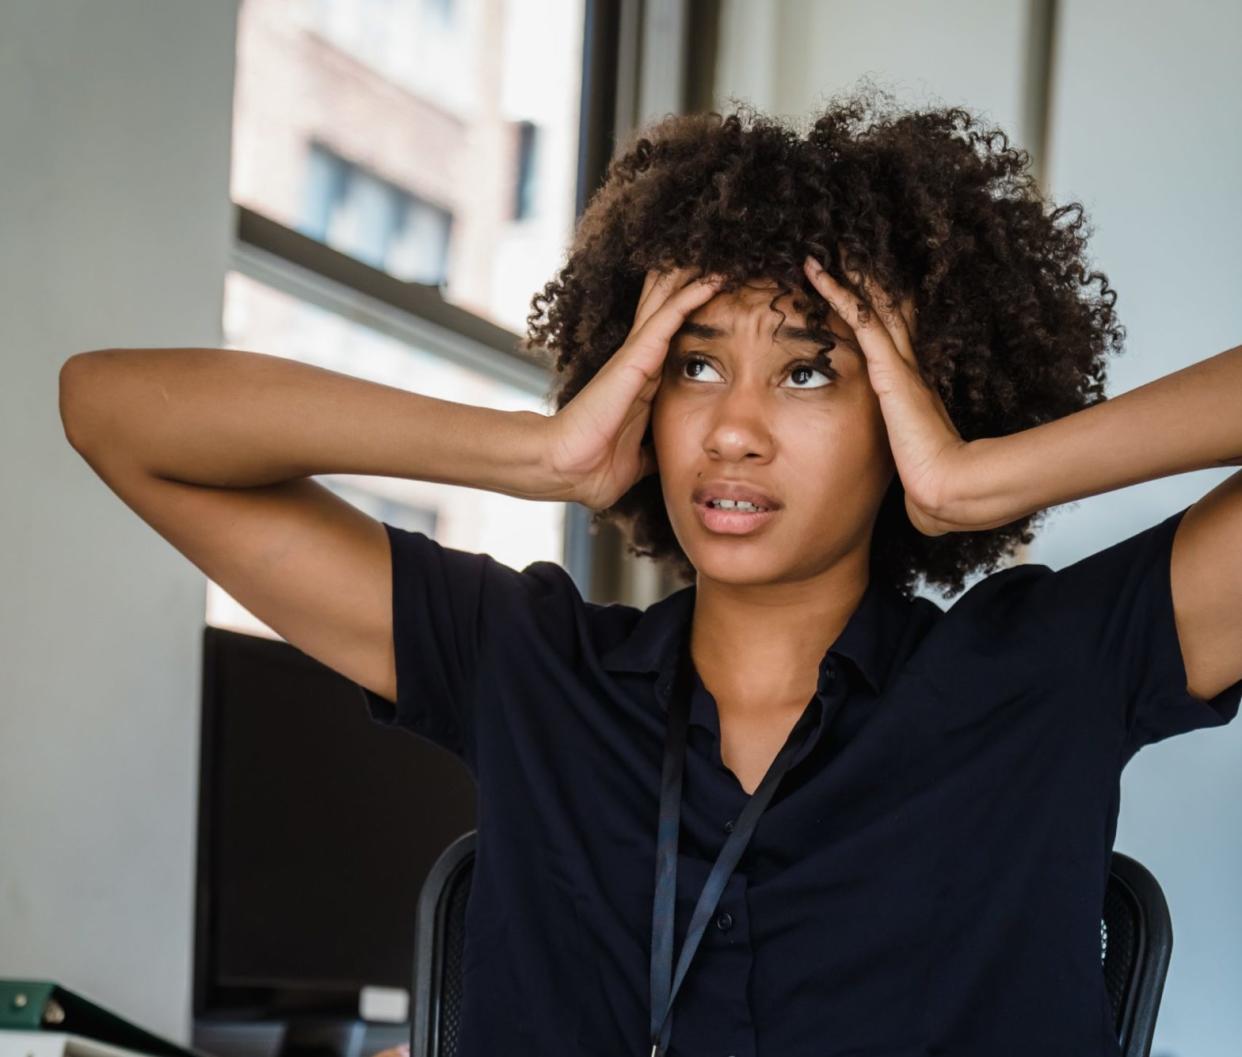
[777,324,851,348]
[673,321,730,342]
[673,320,860,353]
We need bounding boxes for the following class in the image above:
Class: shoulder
[932,561,1059,643]
[482,554,654,667]
[896,561,1061,698]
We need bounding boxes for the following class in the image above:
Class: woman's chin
[684,546,787,587]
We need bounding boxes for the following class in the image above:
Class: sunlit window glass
[232,0,585,333]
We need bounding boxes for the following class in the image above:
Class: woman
[61,84,1242,1056]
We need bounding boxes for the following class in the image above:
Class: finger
[633,265,702,333]
[595,273,724,408]
[641,264,717,323]
[897,293,918,344]
[833,251,920,369]
[803,255,916,372]
[639,266,709,328]
[629,273,724,377]
[855,272,919,367]
[633,267,666,324]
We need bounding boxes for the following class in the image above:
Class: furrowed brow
[672,319,859,355]
[776,324,842,346]
[672,321,730,342]
[779,323,863,357]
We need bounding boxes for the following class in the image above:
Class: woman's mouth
[693,498,780,535]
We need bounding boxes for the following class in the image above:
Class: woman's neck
[689,562,868,716]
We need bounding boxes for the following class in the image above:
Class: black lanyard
[648,643,820,1057]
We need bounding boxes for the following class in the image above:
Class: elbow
[59,349,117,452]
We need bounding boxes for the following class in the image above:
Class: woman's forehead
[681,284,858,348]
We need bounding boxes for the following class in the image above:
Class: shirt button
[724,818,734,833]
[715,911,733,930]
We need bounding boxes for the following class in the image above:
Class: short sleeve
[1046,504,1242,758]
[358,522,538,769]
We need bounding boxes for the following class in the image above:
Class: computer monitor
[192,625,475,1057]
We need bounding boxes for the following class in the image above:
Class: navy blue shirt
[359,503,1242,1056]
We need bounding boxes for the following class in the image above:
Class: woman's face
[651,279,896,587]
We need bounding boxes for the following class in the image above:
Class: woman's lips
[692,500,780,535]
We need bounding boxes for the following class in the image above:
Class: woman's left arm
[948,344,1242,528]
[953,344,1242,703]
[801,254,1242,702]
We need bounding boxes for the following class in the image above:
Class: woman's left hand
[802,253,973,537]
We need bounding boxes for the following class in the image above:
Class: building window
[300,142,452,285]
[233,0,584,332]
[513,120,539,221]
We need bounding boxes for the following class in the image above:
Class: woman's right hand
[538,266,725,512]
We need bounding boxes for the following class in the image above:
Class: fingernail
[804,255,822,274]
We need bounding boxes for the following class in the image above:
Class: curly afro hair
[520,81,1126,602]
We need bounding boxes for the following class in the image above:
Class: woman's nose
[703,390,773,459]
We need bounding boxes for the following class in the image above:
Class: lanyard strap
[648,646,819,1057]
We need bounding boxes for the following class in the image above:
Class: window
[225,0,635,628]
[218,0,598,637]
[513,119,539,221]
[300,142,453,285]
[233,0,584,332]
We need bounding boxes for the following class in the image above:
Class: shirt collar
[599,576,908,700]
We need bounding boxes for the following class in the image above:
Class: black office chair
[408,830,476,1057]
[1103,851,1174,1057]
[407,835,1173,1057]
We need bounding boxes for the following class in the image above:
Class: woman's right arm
[58,346,550,493]
[58,346,551,702]
[56,270,720,703]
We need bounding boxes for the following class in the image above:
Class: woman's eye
[676,355,838,388]
[678,356,723,382]
[784,360,838,389]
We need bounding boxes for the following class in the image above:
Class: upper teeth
[710,498,765,511]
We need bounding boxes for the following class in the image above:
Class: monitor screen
[193,625,475,1026]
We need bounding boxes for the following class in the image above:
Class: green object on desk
[0,979,213,1057]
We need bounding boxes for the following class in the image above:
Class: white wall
[0,0,239,1042]
[718,0,1031,141]
[714,2,1242,1055]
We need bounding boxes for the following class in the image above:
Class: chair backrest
[1102,850,1174,1057]
[408,835,1173,1057]
[409,830,476,1057]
